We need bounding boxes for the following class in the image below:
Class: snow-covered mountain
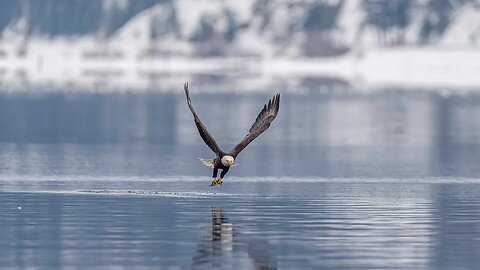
[0,0,479,92]
[1,0,479,58]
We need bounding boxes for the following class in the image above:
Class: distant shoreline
[1,42,480,92]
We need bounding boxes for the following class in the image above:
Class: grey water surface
[0,89,479,269]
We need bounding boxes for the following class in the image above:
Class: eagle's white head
[221,155,235,167]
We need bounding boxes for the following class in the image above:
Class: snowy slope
[0,0,479,92]
[441,3,480,45]
[2,0,480,57]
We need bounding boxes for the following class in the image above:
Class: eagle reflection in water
[192,208,277,270]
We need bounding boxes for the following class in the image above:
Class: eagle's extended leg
[210,166,219,187]
[217,167,230,185]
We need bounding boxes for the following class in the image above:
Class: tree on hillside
[419,0,473,43]
[303,1,348,56]
[362,0,413,46]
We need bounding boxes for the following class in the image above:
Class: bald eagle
[184,82,280,187]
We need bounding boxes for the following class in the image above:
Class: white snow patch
[355,47,480,90]
[174,0,226,38]
[336,0,365,47]
[442,3,480,45]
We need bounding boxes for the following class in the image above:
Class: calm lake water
[0,89,479,269]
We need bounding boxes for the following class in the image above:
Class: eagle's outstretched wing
[229,94,280,157]
[184,82,223,155]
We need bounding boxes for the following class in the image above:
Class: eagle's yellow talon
[210,178,217,187]
[217,178,223,185]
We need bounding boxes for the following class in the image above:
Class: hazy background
[0,0,479,91]
[0,0,479,180]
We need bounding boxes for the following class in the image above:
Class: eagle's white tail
[199,158,215,168]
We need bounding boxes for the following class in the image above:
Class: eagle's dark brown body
[212,155,231,179]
